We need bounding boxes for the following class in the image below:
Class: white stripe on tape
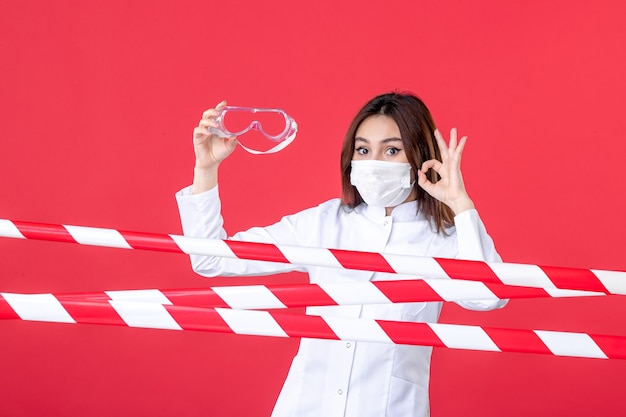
[277,245,343,269]
[534,330,608,359]
[428,323,501,351]
[592,269,626,296]
[169,235,234,257]
[543,288,604,298]
[216,308,288,337]
[319,282,391,305]
[487,262,556,289]
[63,225,133,249]
[212,285,286,310]
[1,293,75,323]
[323,316,393,344]
[0,220,25,239]
[385,255,445,278]
[108,301,182,330]
[425,279,497,301]
[106,289,172,304]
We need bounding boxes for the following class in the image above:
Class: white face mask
[350,160,414,208]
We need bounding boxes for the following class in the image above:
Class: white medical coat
[176,185,506,417]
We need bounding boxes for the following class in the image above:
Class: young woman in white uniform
[176,92,507,417]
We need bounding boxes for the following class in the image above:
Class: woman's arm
[452,209,508,310]
[177,101,306,277]
[176,184,306,277]
[419,128,507,310]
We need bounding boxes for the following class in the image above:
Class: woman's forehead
[355,115,401,142]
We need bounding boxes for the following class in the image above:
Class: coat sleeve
[175,185,307,277]
[452,209,508,311]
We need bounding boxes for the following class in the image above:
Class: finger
[202,108,221,119]
[421,159,442,174]
[417,169,435,192]
[216,137,239,159]
[193,126,209,139]
[198,118,219,129]
[216,100,227,110]
[433,129,449,161]
[226,136,238,150]
[455,135,468,159]
[448,127,458,151]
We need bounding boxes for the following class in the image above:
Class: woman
[176,92,506,417]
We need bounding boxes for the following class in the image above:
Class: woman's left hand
[417,128,475,215]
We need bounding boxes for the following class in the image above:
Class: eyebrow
[355,137,403,144]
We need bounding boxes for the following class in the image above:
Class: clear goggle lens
[209,106,298,154]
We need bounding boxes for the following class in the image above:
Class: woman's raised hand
[417,128,475,215]
[191,101,238,194]
[193,100,238,169]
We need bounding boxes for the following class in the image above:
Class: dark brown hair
[340,92,455,233]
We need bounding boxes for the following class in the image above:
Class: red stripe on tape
[162,289,230,308]
[377,320,445,347]
[329,249,395,273]
[58,299,127,326]
[374,280,443,303]
[484,283,552,300]
[0,295,22,320]
[540,266,609,293]
[13,221,76,243]
[434,258,500,284]
[165,305,233,333]
[486,328,553,355]
[590,335,626,360]
[272,312,340,340]
[224,240,290,264]
[270,284,338,308]
[120,232,183,253]
[57,292,110,302]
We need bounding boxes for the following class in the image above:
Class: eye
[355,147,369,155]
[385,147,401,156]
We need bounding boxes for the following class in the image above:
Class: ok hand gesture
[417,128,475,215]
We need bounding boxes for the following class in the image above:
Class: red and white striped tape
[0,293,623,360]
[2,218,625,295]
[12,282,601,312]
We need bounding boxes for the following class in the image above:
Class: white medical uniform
[176,185,505,417]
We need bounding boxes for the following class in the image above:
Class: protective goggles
[209,106,298,154]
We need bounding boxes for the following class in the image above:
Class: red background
[1,1,626,416]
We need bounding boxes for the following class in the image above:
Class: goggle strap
[238,130,296,155]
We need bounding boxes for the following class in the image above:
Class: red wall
[2,1,626,416]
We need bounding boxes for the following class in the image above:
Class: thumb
[225,136,239,154]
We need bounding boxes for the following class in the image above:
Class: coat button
[338,389,343,395]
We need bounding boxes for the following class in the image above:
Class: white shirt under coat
[176,185,506,417]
